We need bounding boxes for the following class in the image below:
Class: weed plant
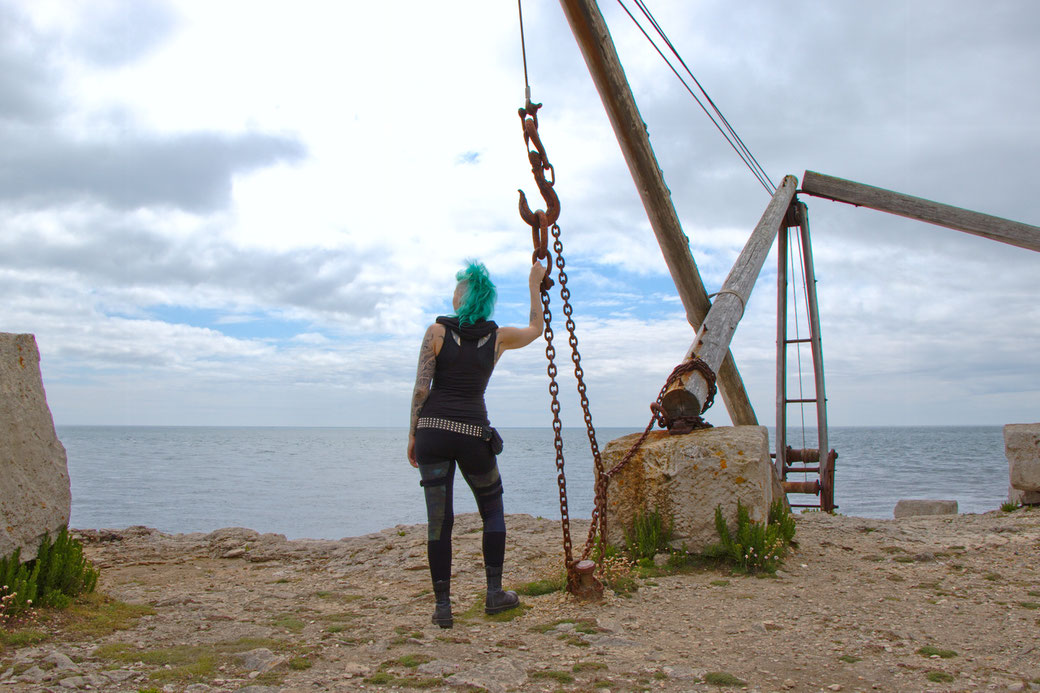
[1001,501,1020,512]
[624,506,673,560]
[1,528,99,620]
[702,500,796,574]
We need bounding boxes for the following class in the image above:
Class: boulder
[1005,423,1040,492]
[602,425,781,552]
[0,334,71,562]
[893,499,958,518]
[1008,484,1040,506]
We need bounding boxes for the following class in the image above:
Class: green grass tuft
[624,507,673,560]
[704,671,746,686]
[515,572,566,596]
[702,500,796,574]
[917,645,957,659]
[0,528,99,618]
[926,671,955,683]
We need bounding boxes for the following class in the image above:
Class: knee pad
[469,467,503,502]
[419,463,453,541]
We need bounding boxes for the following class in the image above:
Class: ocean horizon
[60,424,1013,540]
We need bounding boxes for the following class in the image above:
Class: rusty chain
[518,99,718,591]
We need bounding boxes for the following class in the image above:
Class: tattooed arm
[407,323,444,467]
[495,260,547,362]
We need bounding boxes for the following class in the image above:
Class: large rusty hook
[517,100,558,291]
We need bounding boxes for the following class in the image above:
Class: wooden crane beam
[558,0,757,425]
[662,176,798,418]
[801,171,1040,253]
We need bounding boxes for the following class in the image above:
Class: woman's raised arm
[495,260,547,361]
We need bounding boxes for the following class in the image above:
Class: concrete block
[602,425,780,553]
[893,499,958,518]
[1,333,71,561]
[1005,423,1040,492]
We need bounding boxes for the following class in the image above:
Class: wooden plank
[796,202,829,473]
[662,176,799,418]
[801,170,1040,252]
[558,0,758,426]
[775,215,788,478]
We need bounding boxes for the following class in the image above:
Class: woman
[408,259,546,628]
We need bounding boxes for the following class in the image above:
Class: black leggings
[415,427,505,583]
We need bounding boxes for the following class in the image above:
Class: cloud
[0,0,1036,431]
[1,131,305,211]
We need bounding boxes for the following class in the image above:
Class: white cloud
[0,0,1036,430]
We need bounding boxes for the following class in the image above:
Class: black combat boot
[484,565,520,615]
[431,580,453,628]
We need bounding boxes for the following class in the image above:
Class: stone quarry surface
[893,499,958,518]
[1005,422,1040,493]
[601,425,781,552]
[0,333,71,561]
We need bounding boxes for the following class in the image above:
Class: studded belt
[417,417,488,439]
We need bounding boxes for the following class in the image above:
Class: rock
[446,657,527,693]
[0,667,13,681]
[235,687,282,693]
[17,665,46,683]
[0,333,71,562]
[233,648,284,674]
[661,665,705,680]
[602,426,781,551]
[893,499,958,518]
[1006,423,1040,492]
[1008,484,1040,506]
[184,684,214,692]
[339,661,371,678]
[43,651,77,670]
[222,548,247,559]
[417,659,461,676]
[58,676,90,690]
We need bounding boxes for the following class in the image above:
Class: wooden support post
[558,0,757,425]
[801,170,1040,253]
[662,176,798,419]
[797,201,829,474]
[775,213,788,478]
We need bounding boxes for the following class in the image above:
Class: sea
[59,425,1012,541]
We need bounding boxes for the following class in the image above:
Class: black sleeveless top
[419,316,498,425]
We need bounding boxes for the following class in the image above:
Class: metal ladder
[775,200,837,511]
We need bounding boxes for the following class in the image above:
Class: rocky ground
[1,508,1039,693]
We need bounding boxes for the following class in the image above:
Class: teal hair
[454,260,496,325]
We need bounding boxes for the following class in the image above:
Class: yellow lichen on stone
[734,476,746,484]
[719,459,727,469]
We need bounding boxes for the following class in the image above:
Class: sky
[1,0,1037,431]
